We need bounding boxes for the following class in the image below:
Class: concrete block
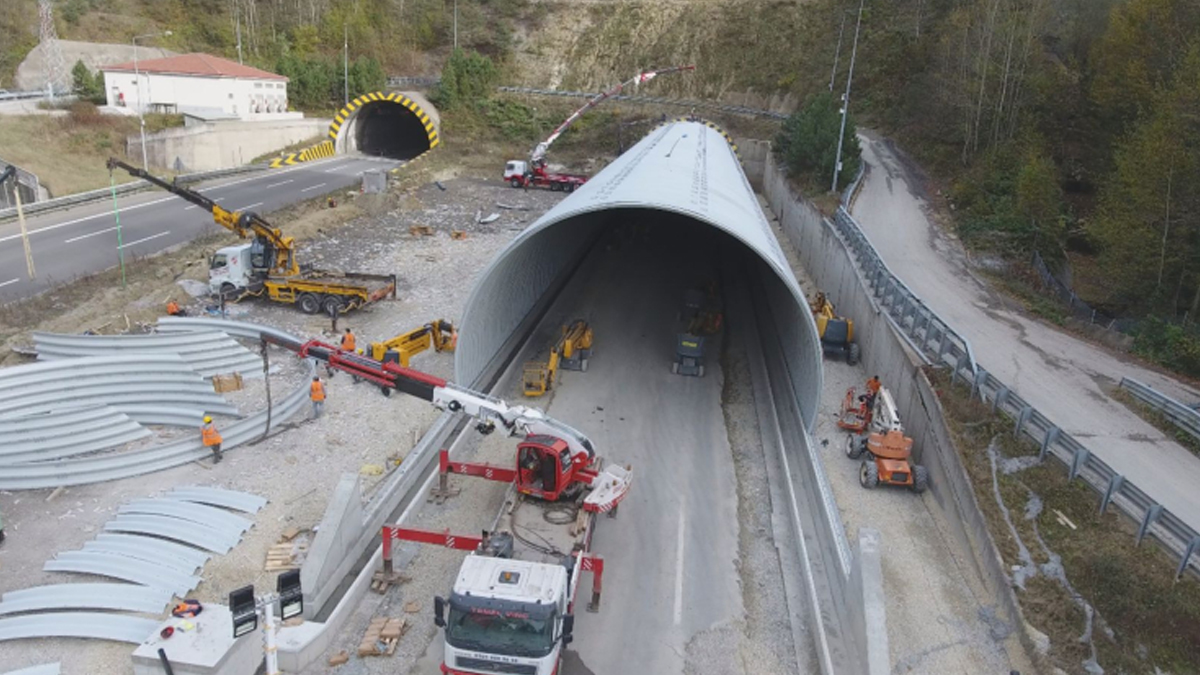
[131,604,259,675]
[301,473,364,617]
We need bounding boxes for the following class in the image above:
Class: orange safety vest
[166,301,180,315]
[341,332,356,351]
[200,422,222,447]
[310,380,326,402]
[866,378,882,395]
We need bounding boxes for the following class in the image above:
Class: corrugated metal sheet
[0,360,310,490]
[0,407,150,463]
[120,498,253,534]
[86,534,211,570]
[32,330,261,378]
[457,120,823,427]
[0,583,171,616]
[166,486,268,513]
[103,515,239,554]
[0,613,157,645]
[44,551,201,593]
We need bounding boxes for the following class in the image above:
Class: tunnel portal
[457,120,824,429]
[328,92,439,159]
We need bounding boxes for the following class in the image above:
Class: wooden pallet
[264,541,308,572]
[358,617,407,657]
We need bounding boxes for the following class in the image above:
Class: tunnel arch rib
[457,120,823,429]
[328,91,440,158]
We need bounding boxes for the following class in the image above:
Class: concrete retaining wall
[763,158,1036,667]
[736,138,770,189]
[130,119,330,172]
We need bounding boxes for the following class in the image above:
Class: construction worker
[864,375,882,410]
[166,298,187,316]
[341,327,356,352]
[310,375,326,419]
[201,415,223,463]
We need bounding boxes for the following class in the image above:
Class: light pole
[829,12,847,92]
[343,24,349,106]
[132,30,172,169]
[832,0,863,193]
[454,0,458,50]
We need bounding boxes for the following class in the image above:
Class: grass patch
[0,104,183,196]
[1109,387,1200,460]
[929,367,1200,674]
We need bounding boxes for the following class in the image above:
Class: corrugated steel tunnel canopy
[457,120,823,428]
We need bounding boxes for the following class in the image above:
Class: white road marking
[674,506,685,625]
[184,205,197,210]
[0,278,19,289]
[264,180,294,189]
[64,226,118,243]
[300,183,328,193]
[0,196,174,244]
[240,202,263,210]
[119,231,171,249]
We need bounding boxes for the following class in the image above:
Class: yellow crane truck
[106,159,395,314]
[524,320,593,396]
[369,319,457,366]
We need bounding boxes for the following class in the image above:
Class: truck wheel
[564,182,575,193]
[860,461,879,489]
[672,362,680,375]
[297,293,321,314]
[847,342,861,366]
[912,465,929,493]
[220,282,237,300]
[510,177,521,188]
[381,386,392,397]
[846,435,866,459]
[322,295,344,316]
[550,182,561,192]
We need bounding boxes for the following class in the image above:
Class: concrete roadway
[851,132,1200,533]
[0,154,402,304]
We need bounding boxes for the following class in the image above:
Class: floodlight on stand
[229,584,257,638]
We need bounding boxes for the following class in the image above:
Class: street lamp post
[832,0,864,193]
[132,30,172,170]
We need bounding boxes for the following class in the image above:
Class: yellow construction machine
[369,320,457,367]
[523,320,593,397]
[811,291,859,365]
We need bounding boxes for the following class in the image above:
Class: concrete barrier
[736,138,770,189]
[763,157,1038,668]
[130,119,331,172]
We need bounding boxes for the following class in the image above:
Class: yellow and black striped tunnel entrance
[329,91,440,159]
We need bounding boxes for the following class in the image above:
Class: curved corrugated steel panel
[1,662,61,675]
[120,498,253,534]
[44,551,201,593]
[165,486,268,513]
[103,515,239,554]
[0,583,171,616]
[0,613,157,645]
[457,120,823,427]
[32,330,261,377]
[85,534,211,570]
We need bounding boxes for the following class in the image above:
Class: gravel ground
[0,176,566,675]
[759,196,1035,674]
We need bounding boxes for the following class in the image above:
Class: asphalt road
[851,131,1200,533]
[0,154,402,304]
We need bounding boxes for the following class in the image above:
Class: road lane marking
[240,202,263,210]
[264,180,294,189]
[0,278,19,289]
[65,226,118,243]
[300,183,328,193]
[0,196,174,244]
[674,506,685,625]
[119,231,171,249]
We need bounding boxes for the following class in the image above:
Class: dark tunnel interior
[354,102,431,159]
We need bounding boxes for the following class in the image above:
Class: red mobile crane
[503,65,696,192]
[265,336,631,675]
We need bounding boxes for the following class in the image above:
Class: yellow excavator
[106,159,395,314]
[811,291,860,365]
[523,320,593,397]
[369,320,457,367]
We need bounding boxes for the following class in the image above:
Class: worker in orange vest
[201,415,223,463]
[310,376,326,419]
[864,375,882,410]
[341,327,356,351]
[166,298,186,316]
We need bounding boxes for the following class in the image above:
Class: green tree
[774,92,862,191]
[434,49,498,111]
[71,59,103,103]
[347,57,385,100]
[1015,145,1064,248]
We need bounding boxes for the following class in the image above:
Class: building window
[229,93,234,99]
[254,82,262,88]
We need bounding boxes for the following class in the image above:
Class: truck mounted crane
[263,334,631,675]
[503,65,696,191]
[106,159,396,314]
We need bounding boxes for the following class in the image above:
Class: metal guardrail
[1119,377,1200,443]
[830,199,1200,580]
[0,163,267,222]
[497,86,789,120]
[1031,251,1133,333]
[0,90,45,102]
[386,76,441,88]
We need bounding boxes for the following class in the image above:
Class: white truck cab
[437,556,572,675]
[503,161,529,183]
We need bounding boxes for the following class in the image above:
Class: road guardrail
[0,163,268,223]
[830,203,1200,580]
[1119,377,1200,443]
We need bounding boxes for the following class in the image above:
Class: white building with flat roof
[100,53,290,120]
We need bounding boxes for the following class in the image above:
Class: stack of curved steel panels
[0,407,150,463]
[32,331,261,378]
